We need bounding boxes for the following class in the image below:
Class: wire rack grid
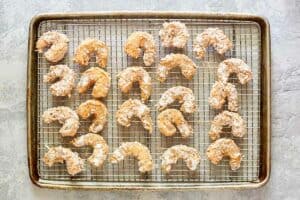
[36,18,261,184]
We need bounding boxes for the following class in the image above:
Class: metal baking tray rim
[27,11,271,190]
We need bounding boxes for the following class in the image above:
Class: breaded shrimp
[74,38,108,68]
[193,28,233,59]
[109,142,153,173]
[72,133,109,168]
[206,138,242,170]
[43,146,84,176]
[77,67,111,98]
[124,31,156,66]
[208,81,238,112]
[161,145,200,173]
[159,21,189,48]
[42,106,79,137]
[117,66,152,102]
[157,109,192,138]
[218,58,253,84]
[157,53,198,82]
[116,99,153,134]
[36,31,69,63]
[209,111,246,141]
[156,86,196,114]
[43,65,75,97]
[77,100,108,133]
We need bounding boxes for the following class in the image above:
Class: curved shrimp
[161,145,200,173]
[77,100,108,133]
[159,21,189,48]
[43,146,84,176]
[157,53,197,82]
[218,58,253,84]
[206,138,242,170]
[72,133,109,168]
[157,109,192,138]
[43,65,75,97]
[117,66,152,102]
[193,28,233,59]
[209,111,246,141]
[208,81,238,112]
[36,31,69,63]
[116,99,153,134]
[42,106,79,137]
[124,31,156,66]
[156,86,196,114]
[109,142,153,173]
[77,67,111,98]
[74,38,108,68]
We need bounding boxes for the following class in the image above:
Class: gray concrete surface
[0,0,299,199]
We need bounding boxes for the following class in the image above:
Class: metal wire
[37,18,261,183]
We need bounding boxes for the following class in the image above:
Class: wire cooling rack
[36,18,261,183]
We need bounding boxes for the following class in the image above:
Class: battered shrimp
[36,31,69,63]
[157,109,192,138]
[218,58,253,84]
[43,146,84,176]
[159,21,189,48]
[124,31,156,66]
[117,67,152,102]
[156,86,196,114]
[206,138,242,170]
[161,145,200,173]
[209,111,246,141]
[72,133,109,168]
[43,65,75,97]
[157,53,198,82]
[77,100,108,133]
[208,81,238,112]
[77,67,111,98]
[74,38,108,68]
[116,99,153,134]
[42,106,79,137]
[193,28,233,59]
[109,142,153,173]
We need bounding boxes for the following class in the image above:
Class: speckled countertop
[0,0,299,199]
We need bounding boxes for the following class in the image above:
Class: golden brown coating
[124,31,156,66]
[157,109,192,138]
[206,138,242,170]
[218,58,253,84]
[161,145,200,173]
[72,133,109,168]
[77,100,108,133]
[117,66,152,102]
[159,21,189,48]
[109,142,153,173]
[36,31,69,63]
[193,28,233,59]
[209,111,246,141]
[42,106,79,137]
[208,81,238,112]
[116,99,153,134]
[43,65,75,97]
[156,86,196,114]
[77,67,111,98]
[43,146,84,176]
[157,53,198,82]
[74,38,108,68]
